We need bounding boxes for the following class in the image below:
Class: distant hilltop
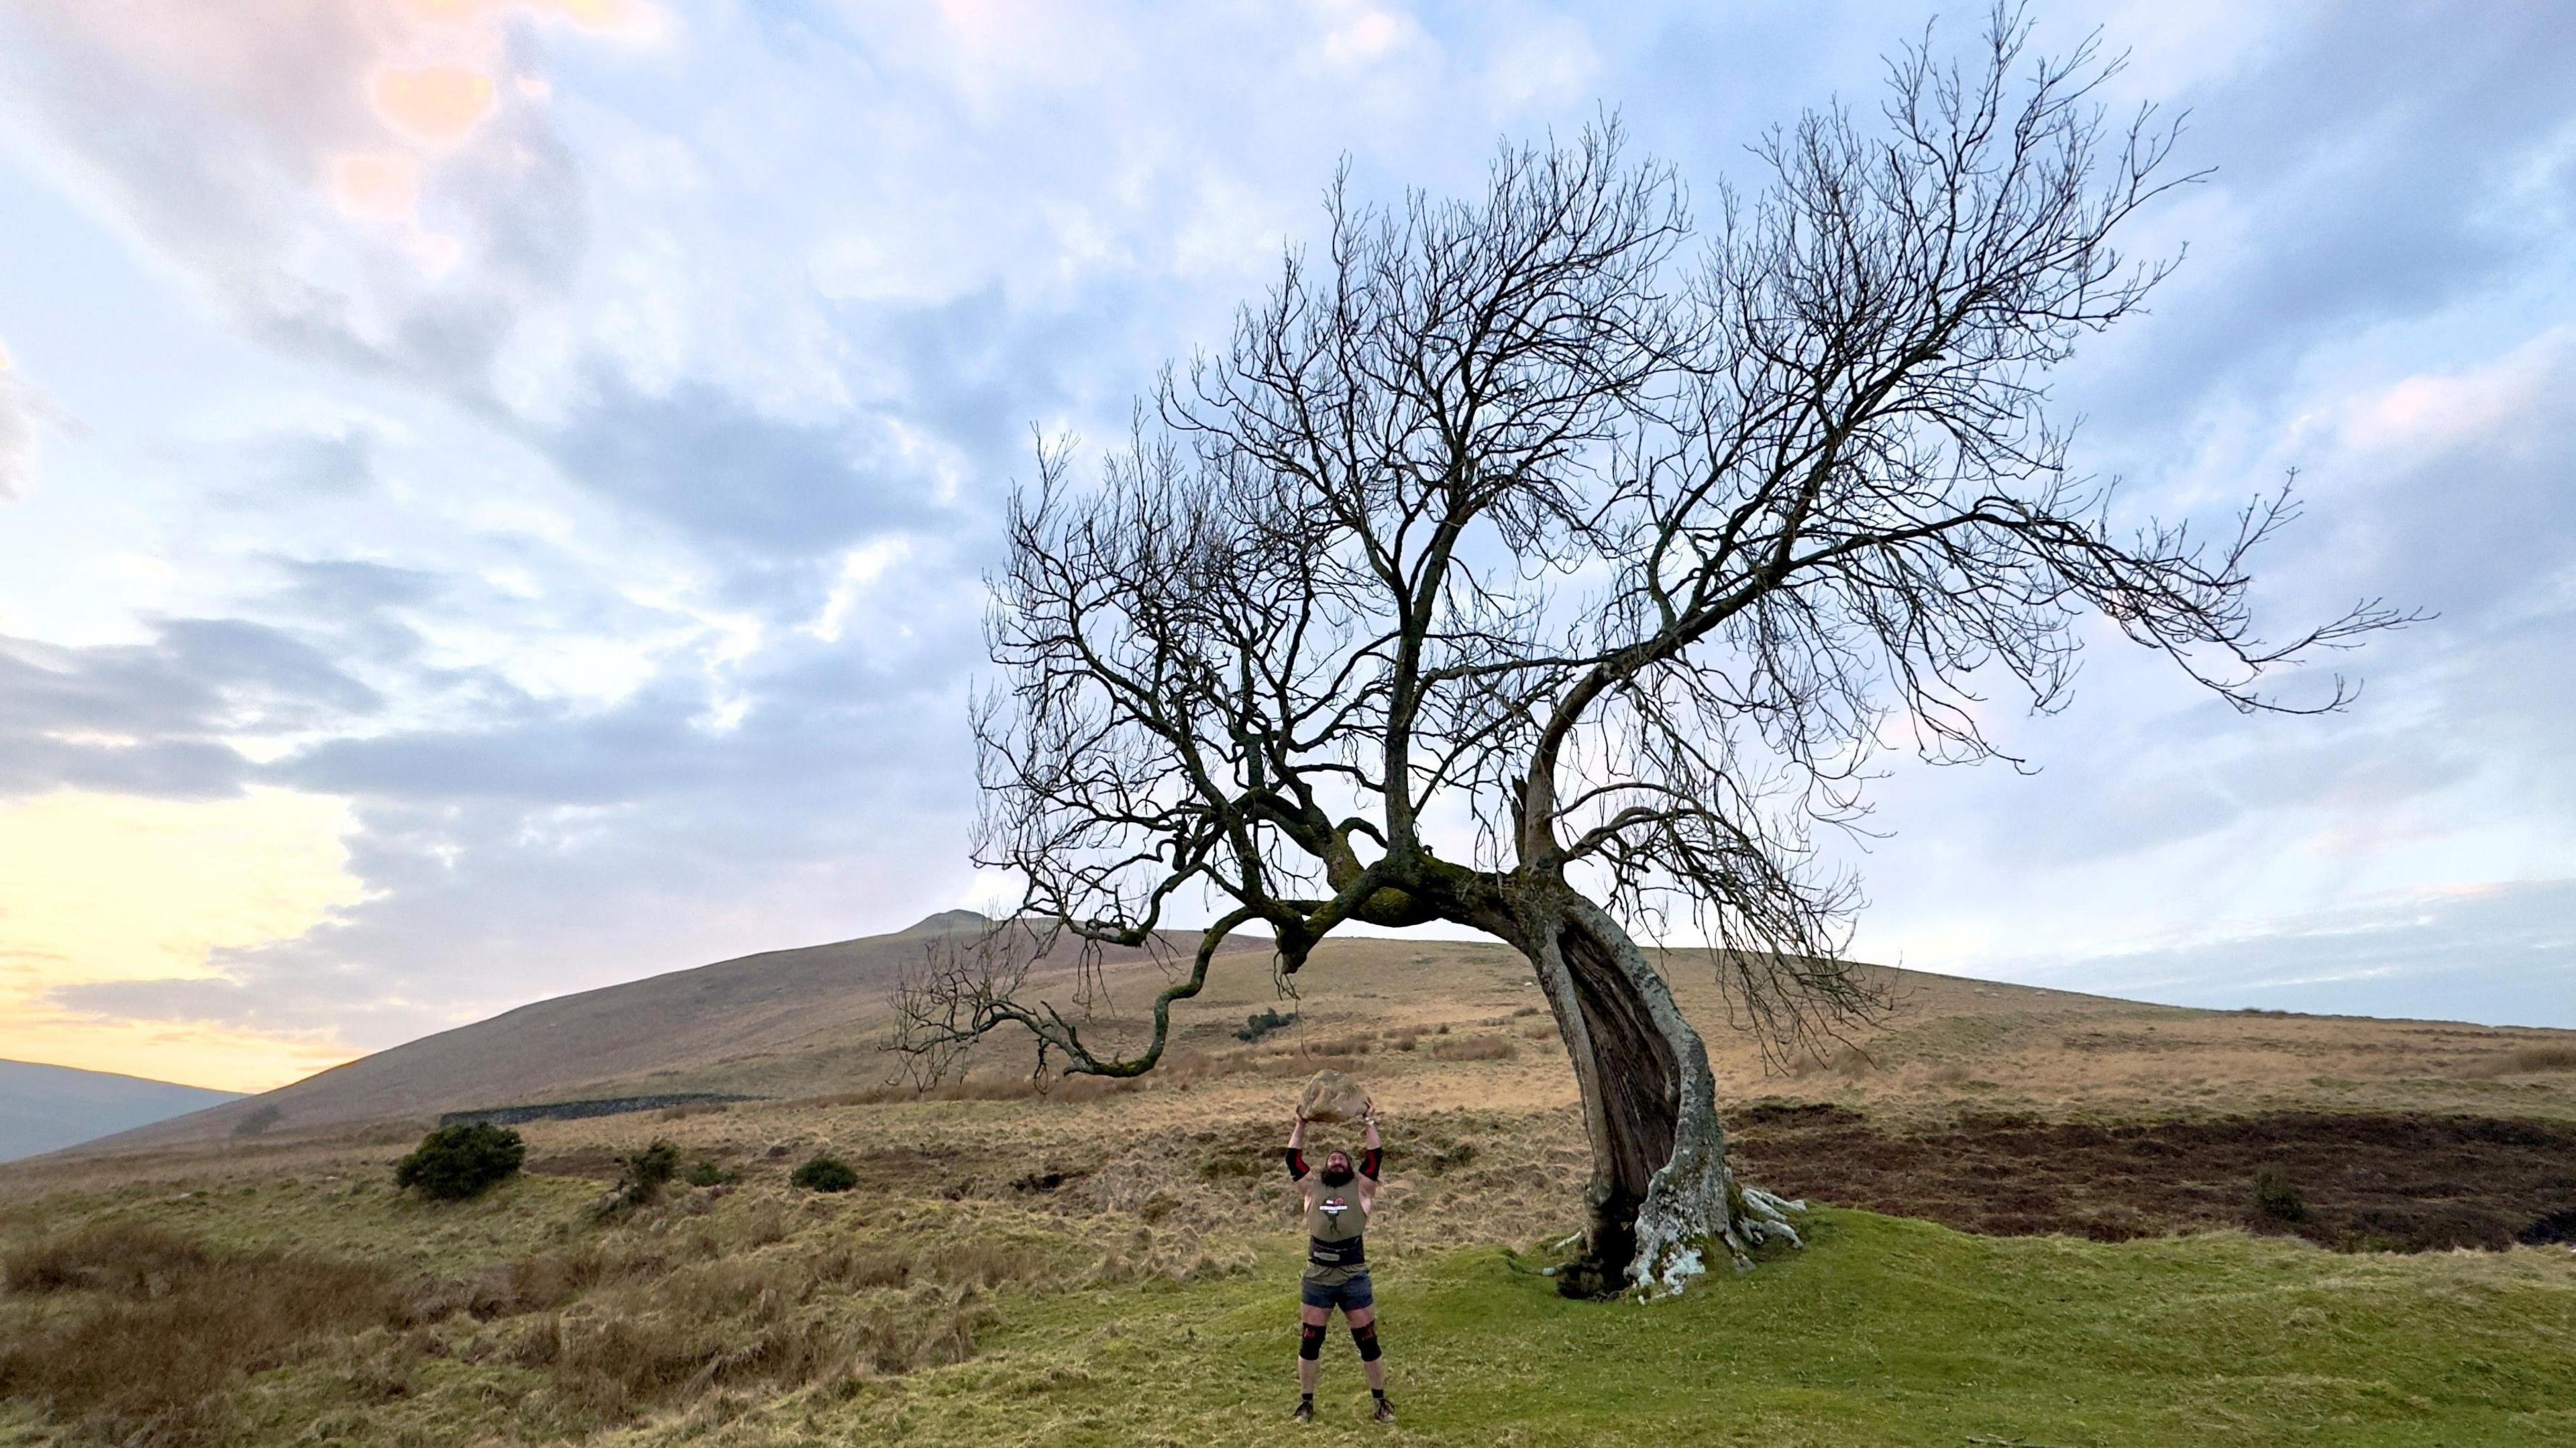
[0,1059,240,1162]
[45,914,1259,1158]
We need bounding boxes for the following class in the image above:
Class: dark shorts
[1301,1272,1375,1312]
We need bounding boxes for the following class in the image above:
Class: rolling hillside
[0,1059,239,1162]
[76,912,1263,1152]
[54,895,2576,1168]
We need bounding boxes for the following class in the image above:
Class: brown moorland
[4,922,2573,1446]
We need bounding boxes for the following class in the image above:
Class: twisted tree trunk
[1517,889,1803,1296]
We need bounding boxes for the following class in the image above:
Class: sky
[0,0,2569,1093]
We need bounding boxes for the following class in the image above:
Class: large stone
[1295,1068,1370,1124]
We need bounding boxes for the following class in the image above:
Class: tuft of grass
[1430,1034,1517,1062]
[0,1223,394,1446]
[2499,1044,2576,1074]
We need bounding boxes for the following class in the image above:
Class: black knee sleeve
[1299,1322,1326,1361]
[1350,1323,1381,1362]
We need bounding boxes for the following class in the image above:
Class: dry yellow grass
[5,930,2574,1445]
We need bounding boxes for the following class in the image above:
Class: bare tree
[896,11,2405,1296]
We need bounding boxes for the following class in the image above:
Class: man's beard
[1320,1166,1356,1188]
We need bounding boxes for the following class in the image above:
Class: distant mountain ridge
[60,912,1260,1156]
[0,1059,241,1162]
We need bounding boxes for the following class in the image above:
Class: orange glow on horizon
[0,788,367,1094]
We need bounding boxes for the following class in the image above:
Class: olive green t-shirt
[1302,1181,1371,1286]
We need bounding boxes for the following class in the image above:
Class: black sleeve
[1360,1147,1382,1180]
[1285,1148,1308,1180]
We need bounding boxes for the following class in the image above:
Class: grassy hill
[4,926,2573,1445]
[67,912,2576,1164]
[82,913,1266,1152]
[0,1060,238,1163]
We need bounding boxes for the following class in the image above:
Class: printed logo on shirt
[1320,1196,1350,1218]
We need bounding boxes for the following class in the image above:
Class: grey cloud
[50,976,254,1025]
[1940,323,2576,869]
[268,558,445,616]
[0,618,381,797]
[544,370,925,557]
[246,427,379,498]
[72,653,981,1045]
[2068,3,2576,435]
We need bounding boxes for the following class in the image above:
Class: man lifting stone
[1284,1099,1393,1423]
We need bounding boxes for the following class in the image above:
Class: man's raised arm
[1360,1101,1382,1185]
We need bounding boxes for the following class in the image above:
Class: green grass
[752,1211,2576,1448]
[6,1174,2572,1447]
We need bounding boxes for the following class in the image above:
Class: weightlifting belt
[1307,1236,1366,1269]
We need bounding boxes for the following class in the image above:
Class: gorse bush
[2253,1165,2307,1223]
[1236,1007,1297,1043]
[682,1159,738,1188]
[394,1122,525,1201]
[792,1154,859,1192]
[614,1140,681,1207]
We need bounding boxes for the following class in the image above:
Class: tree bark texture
[1523,893,1803,1295]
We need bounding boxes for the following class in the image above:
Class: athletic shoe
[1292,1398,1313,1423]
[1373,1396,1397,1423]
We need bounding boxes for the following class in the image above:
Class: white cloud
[0,0,651,389]
[0,340,75,502]
[3,0,2574,1082]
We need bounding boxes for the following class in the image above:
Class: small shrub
[792,1154,859,1192]
[612,1140,681,1207]
[230,1103,284,1138]
[2253,1166,2307,1223]
[682,1160,738,1188]
[394,1122,525,1201]
[1236,1007,1298,1043]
